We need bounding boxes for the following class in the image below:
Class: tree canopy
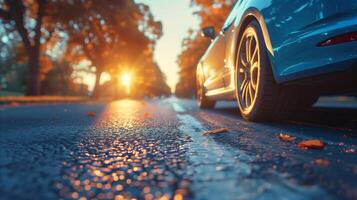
[0,0,170,98]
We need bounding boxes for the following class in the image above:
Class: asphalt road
[0,98,356,200]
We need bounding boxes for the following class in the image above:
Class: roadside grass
[0,96,90,105]
[0,91,24,97]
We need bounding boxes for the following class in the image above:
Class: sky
[136,0,199,92]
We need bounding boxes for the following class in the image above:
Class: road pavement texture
[0,98,356,200]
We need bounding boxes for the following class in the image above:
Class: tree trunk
[23,0,46,96]
[92,70,103,98]
[26,50,41,96]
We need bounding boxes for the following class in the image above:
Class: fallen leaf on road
[278,134,295,142]
[313,159,330,167]
[9,102,19,107]
[345,148,356,154]
[203,128,229,136]
[87,112,96,117]
[298,139,325,150]
[144,112,150,118]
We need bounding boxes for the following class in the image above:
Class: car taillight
[317,31,357,47]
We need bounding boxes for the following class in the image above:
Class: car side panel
[200,35,226,91]
[222,0,249,89]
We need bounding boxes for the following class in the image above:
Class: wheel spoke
[240,78,247,91]
[249,82,254,104]
[248,36,253,61]
[251,62,258,89]
[245,83,250,107]
[251,61,259,77]
[240,57,248,68]
[250,77,257,90]
[251,45,258,63]
[251,61,258,70]
[241,80,248,105]
[251,79,257,91]
[245,36,251,62]
[241,90,245,105]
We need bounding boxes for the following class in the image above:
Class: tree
[1,0,168,98]
[176,30,209,98]
[147,63,171,97]
[0,29,27,92]
[62,0,163,97]
[131,61,171,98]
[175,0,235,98]
[41,59,87,96]
[0,0,53,95]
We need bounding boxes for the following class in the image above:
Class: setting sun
[121,73,132,87]
[120,73,132,94]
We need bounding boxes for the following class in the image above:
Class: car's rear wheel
[236,21,317,121]
[196,78,216,109]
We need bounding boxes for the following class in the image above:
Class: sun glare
[121,73,132,87]
[120,73,132,94]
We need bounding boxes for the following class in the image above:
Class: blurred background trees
[175,0,235,98]
[0,0,170,98]
[0,0,56,95]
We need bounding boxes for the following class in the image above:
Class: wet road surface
[0,98,356,200]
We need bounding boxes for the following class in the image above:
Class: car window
[222,1,240,31]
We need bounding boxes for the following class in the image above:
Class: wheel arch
[232,8,277,81]
[235,8,274,57]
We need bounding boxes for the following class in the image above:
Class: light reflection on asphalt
[0,98,356,199]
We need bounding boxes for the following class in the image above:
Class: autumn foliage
[176,0,235,98]
[0,0,170,98]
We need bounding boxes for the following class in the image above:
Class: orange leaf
[313,159,330,167]
[203,128,229,136]
[87,112,96,118]
[278,134,295,142]
[298,140,325,150]
[9,102,20,107]
[345,148,356,154]
[144,112,150,118]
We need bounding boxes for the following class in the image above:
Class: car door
[202,2,241,92]
[201,32,226,91]
[221,2,245,88]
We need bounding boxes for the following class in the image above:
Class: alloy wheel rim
[237,29,260,111]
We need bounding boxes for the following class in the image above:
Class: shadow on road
[208,104,357,133]
[289,107,357,129]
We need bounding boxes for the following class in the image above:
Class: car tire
[196,78,216,109]
[235,21,315,121]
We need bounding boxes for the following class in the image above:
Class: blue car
[196,0,357,121]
